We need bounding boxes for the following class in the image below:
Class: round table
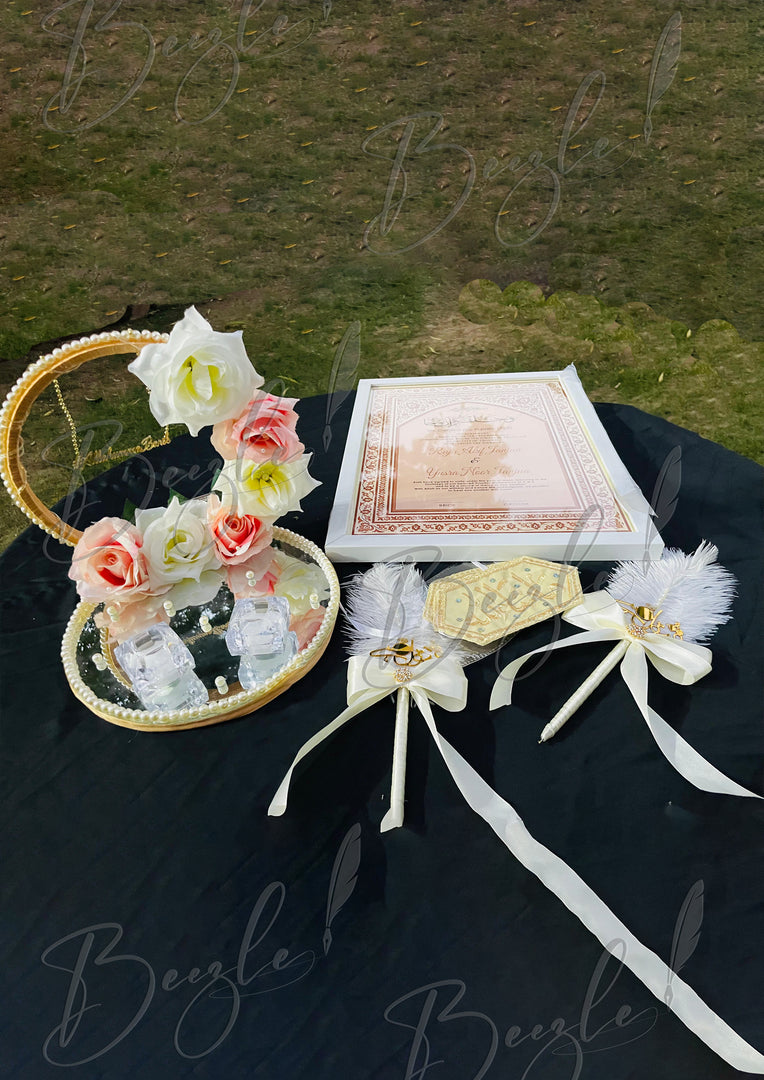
[1,395,762,1079]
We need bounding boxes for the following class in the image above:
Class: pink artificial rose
[290,606,326,651]
[226,548,279,600]
[207,494,273,566]
[211,391,304,465]
[94,595,170,645]
[69,518,155,604]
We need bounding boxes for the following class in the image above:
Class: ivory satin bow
[268,654,468,824]
[490,591,760,799]
[269,640,764,1073]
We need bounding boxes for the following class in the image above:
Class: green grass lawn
[1,0,761,549]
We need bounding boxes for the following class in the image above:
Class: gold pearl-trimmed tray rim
[60,526,341,731]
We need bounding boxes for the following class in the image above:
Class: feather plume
[323,321,360,452]
[324,822,361,956]
[343,563,470,665]
[645,446,682,567]
[644,11,682,144]
[607,541,736,644]
[665,879,704,1005]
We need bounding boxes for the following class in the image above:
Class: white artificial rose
[136,497,224,609]
[271,550,330,617]
[215,453,321,520]
[128,306,263,436]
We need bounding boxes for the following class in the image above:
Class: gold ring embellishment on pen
[618,601,683,640]
[370,639,442,682]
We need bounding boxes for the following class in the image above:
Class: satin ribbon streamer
[490,591,761,799]
[270,649,764,1072]
[269,655,468,817]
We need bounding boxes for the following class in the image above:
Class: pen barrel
[381,686,410,832]
[540,639,629,742]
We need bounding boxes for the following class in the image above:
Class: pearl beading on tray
[4,327,342,728]
[60,526,341,729]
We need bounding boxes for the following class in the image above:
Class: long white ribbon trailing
[268,655,468,818]
[269,654,764,1072]
[490,591,761,799]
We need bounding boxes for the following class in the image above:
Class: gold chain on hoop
[53,378,81,466]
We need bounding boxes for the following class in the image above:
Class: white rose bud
[128,306,263,436]
[271,550,330,617]
[136,497,224,609]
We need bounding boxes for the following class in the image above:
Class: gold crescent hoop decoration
[1,325,342,731]
[0,330,168,546]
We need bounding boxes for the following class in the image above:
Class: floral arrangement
[68,307,327,650]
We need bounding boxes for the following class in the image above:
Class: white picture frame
[326,366,664,563]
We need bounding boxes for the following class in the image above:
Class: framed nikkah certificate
[326,366,664,563]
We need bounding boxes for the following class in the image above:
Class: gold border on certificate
[325,367,661,563]
[351,377,632,536]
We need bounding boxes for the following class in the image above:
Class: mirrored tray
[61,527,340,731]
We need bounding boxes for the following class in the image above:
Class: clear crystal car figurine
[114,624,209,712]
[225,596,298,689]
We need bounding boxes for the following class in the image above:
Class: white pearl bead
[215,676,228,695]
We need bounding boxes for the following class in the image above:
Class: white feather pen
[344,562,471,663]
[607,540,735,645]
[344,563,428,655]
[539,541,736,741]
[344,564,468,829]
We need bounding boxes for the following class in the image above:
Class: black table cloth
[1,395,763,1080]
